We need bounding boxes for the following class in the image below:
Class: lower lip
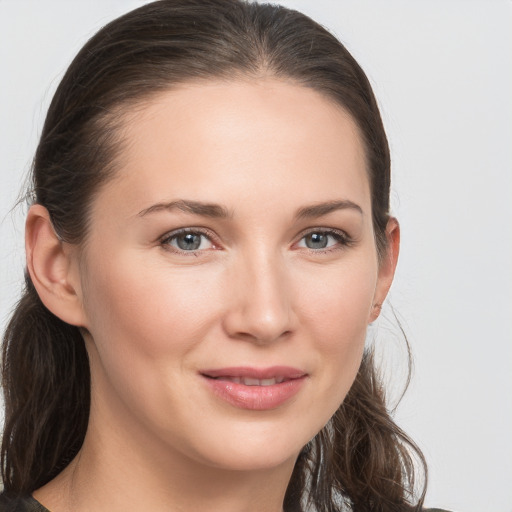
[202,375,307,410]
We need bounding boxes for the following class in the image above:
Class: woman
[0,1,448,511]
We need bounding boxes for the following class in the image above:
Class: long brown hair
[1,1,426,510]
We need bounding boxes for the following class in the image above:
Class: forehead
[97,79,371,218]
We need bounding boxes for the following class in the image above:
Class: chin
[204,446,301,473]
[182,420,317,473]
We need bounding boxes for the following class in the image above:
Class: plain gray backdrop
[1,1,511,511]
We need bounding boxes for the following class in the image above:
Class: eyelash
[296,228,354,254]
[159,227,354,255]
[160,228,218,256]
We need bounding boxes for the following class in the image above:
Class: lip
[200,366,308,411]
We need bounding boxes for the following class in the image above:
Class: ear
[368,217,400,323]
[25,204,87,327]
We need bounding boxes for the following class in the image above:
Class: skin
[26,79,399,512]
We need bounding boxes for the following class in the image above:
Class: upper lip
[200,366,307,380]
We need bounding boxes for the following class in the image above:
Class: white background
[1,1,511,511]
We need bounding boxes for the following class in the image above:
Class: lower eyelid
[160,229,217,251]
[296,231,357,255]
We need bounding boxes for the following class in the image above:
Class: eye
[296,230,350,251]
[161,229,215,252]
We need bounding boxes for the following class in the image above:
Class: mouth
[200,366,308,410]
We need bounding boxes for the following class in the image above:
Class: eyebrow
[295,200,363,219]
[138,199,231,218]
[137,198,363,220]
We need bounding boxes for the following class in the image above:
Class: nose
[222,250,295,344]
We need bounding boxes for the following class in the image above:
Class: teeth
[218,376,284,386]
[243,377,262,386]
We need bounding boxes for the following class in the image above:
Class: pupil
[306,233,328,249]
[177,233,201,250]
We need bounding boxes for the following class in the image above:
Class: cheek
[299,255,377,343]
[80,254,228,438]
[81,253,223,366]
[297,255,377,410]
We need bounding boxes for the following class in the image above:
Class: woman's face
[76,79,395,472]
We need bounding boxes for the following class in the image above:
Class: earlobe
[25,204,87,327]
[368,218,400,323]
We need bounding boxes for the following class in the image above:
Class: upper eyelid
[293,228,354,252]
[159,227,219,253]
[296,227,350,240]
[160,226,216,242]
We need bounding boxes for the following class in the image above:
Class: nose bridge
[224,245,294,343]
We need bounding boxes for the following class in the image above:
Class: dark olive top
[0,494,454,512]
[0,495,48,512]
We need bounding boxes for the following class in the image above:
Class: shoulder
[0,494,49,512]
